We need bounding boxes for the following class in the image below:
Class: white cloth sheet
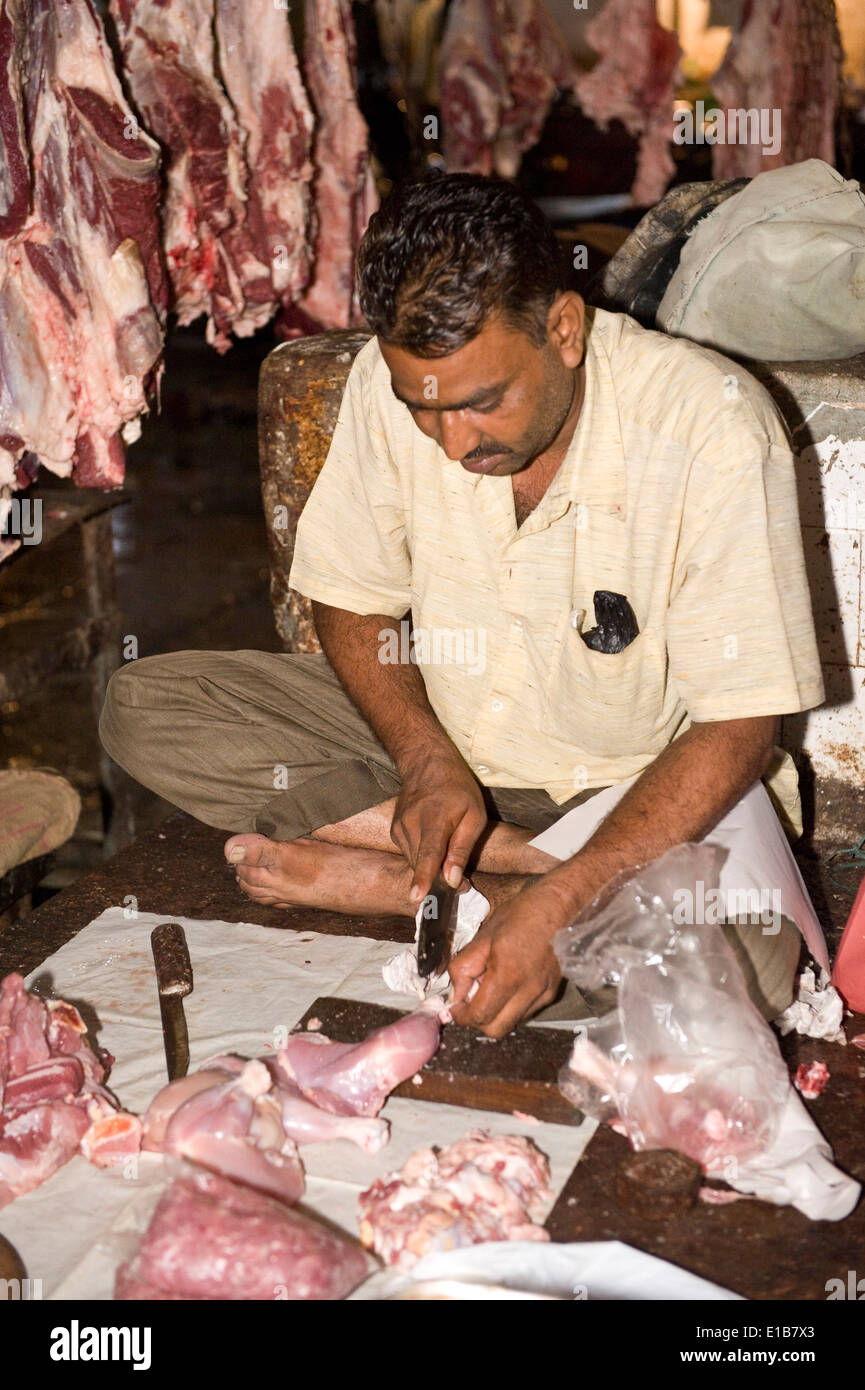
[1,906,596,1299]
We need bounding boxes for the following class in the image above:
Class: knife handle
[151,922,193,997]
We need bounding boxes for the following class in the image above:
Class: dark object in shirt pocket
[580,591,640,654]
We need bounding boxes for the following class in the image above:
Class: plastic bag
[554,842,791,1171]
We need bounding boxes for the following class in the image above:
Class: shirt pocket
[543,618,668,758]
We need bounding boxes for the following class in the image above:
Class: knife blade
[151,922,193,1081]
[417,873,459,979]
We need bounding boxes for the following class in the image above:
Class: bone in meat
[143,1053,390,1159]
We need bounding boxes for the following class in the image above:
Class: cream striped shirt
[289,309,824,828]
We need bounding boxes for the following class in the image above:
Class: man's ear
[547,292,585,368]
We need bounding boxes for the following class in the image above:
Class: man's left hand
[449,878,576,1039]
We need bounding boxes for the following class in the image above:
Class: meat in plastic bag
[554,843,791,1171]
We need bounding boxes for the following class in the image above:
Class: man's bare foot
[225,833,418,916]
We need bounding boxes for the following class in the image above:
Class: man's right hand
[390,746,488,905]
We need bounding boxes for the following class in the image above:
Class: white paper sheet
[1,906,596,1300]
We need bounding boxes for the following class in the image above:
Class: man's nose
[438,411,480,462]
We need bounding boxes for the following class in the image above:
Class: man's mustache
[462,444,513,461]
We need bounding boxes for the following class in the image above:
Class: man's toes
[225,833,276,868]
[235,865,275,889]
[235,877,282,906]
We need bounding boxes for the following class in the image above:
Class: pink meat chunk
[115,1170,373,1300]
[359,1130,552,1270]
[0,972,139,1206]
[711,0,840,180]
[793,1061,830,1100]
[276,1002,443,1118]
[0,1101,91,1207]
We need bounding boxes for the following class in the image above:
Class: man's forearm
[540,716,778,920]
[311,601,455,771]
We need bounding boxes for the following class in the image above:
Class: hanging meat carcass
[439,0,576,179]
[573,0,682,207]
[710,0,843,179]
[110,0,315,352]
[288,0,379,332]
[213,0,315,308]
[0,0,165,492]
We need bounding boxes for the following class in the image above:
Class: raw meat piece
[213,0,314,305]
[263,1062,389,1154]
[276,1000,444,1117]
[439,0,576,179]
[141,1066,238,1148]
[79,1108,143,1168]
[573,0,681,206]
[711,0,841,179]
[0,0,165,492]
[793,1061,830,1100]
[359,1129,551,1270]
[561,1037,776,1170]
[293,0,378,330]
[0,973,138,1207]
[144,1054,389,1157]
[432,1129,552,1219]
[0,1102,90,1208]
[141,1002,442,1170]
[143,1059,304,1205]
[161,1060,304,1205]
[115,1169,373,1300]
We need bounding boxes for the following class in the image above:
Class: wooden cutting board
[296,996,582,1126]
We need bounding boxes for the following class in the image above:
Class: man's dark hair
[356,173,567,357]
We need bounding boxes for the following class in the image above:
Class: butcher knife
[417,873,459,979]
[151,922,193,1081]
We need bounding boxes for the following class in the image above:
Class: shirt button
[491,699,503,713]
[569,608,585,630]
[476,764,490,775]
[513,618,523,630]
